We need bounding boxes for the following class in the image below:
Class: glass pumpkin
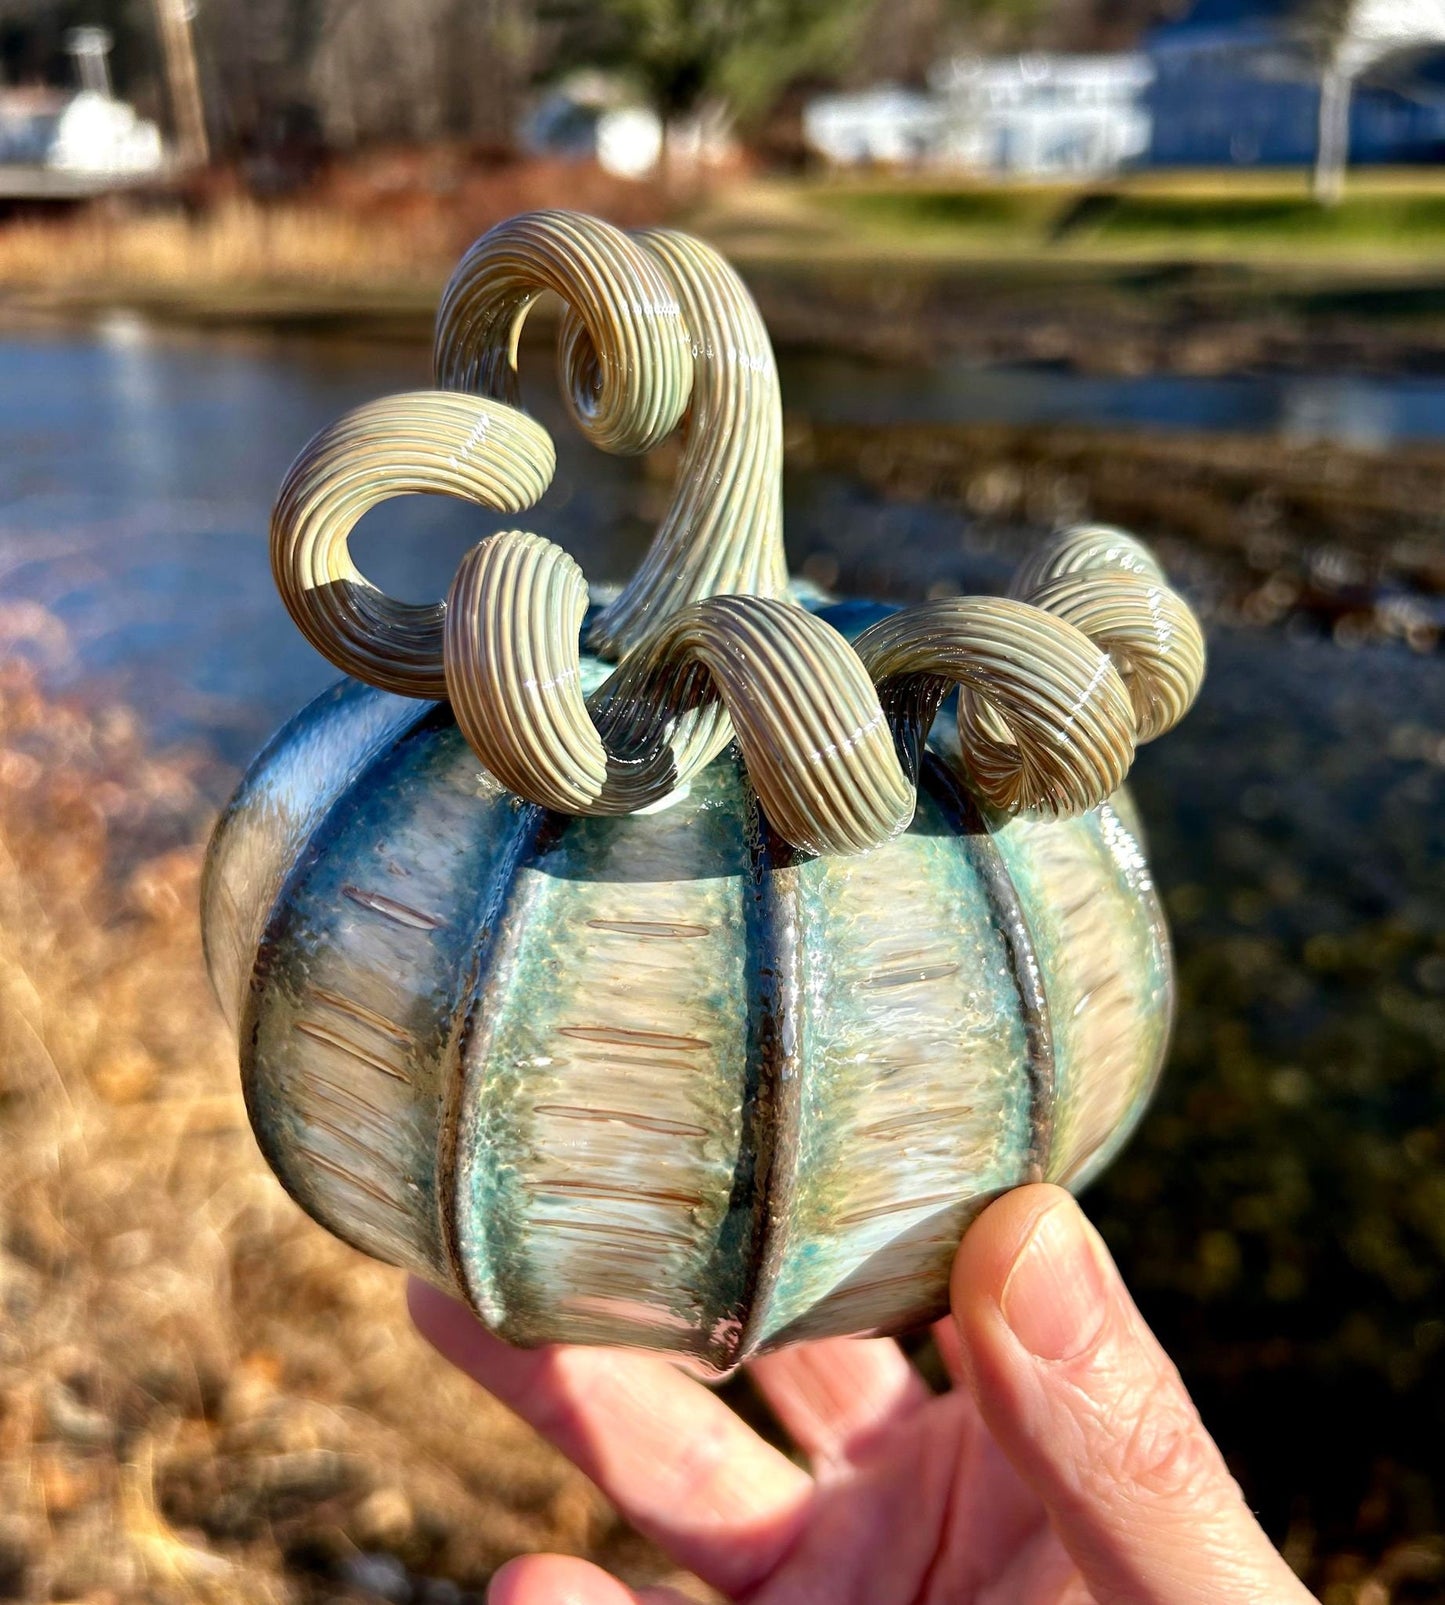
[203,211,1203,1376]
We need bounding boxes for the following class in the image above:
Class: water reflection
[788,350,1445,449]
[0,319,651,761]
[7,314,1445,762]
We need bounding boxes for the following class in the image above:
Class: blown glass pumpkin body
[207,209,1202,1374]
[203,601,1172,1378]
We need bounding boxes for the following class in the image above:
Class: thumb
[488,1555,694,1605]
[952,1185,1312,1605]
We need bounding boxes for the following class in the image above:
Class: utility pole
[151,0,209,167]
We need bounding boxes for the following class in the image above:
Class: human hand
[409,1183,1313,1604]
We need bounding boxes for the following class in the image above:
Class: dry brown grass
[0,156,672,311]
[0,199,448,303]
[0,645,682,1603]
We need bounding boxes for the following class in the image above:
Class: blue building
[1144,0,1445,167]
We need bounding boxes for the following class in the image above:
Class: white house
[521,72,736,179]
[802,86,942,167]
[803,54,1154,177]
[0,87,164,175]
[933,54,1154,175]
[523,81,662,178]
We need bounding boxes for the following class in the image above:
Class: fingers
[951,1186,1313,1605]
[488,1555,694,1605]
[408,1280,811,1597]
[748,1335,931,1469]
[931,1314,969,1386]
[490,1556,638,1605]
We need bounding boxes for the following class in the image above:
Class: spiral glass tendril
[270,212,1206,859]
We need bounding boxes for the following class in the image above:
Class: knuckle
[666,1418,735,1506]
[1096,1368,1222,1508]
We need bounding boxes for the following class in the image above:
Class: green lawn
[705,173,1445,267]
[1077,189,1445,247]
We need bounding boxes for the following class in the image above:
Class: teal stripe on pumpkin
[1062,802,1174,1192]
[753,781,1035,1349]
[984,796,1172,1188]
[246,713,527,1285]
[457,757,755,1369]
[206,677,425,1034]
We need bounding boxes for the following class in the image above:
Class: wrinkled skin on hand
[410,1186,1315,1605]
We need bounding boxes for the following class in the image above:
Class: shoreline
[10,165,1445,377]
[9,252,1445,380]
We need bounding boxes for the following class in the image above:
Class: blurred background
[1,0,1443,1601]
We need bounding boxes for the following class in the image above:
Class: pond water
[786,349,1445,450]
[4,312,1445,759]
[1,312,1442,1566]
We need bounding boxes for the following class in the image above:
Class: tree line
[0,0,1179,156]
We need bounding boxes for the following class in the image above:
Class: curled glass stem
[433,209,692,458]
[269,211,1207,858]
[855,597,1137,818]
[270,391,554,698]
[437,519,1204,856]
[582,226,788,659]
[434,211,788,666]
[1007,522,1167,598]
[1010,524,1207,745]
[444,531,911,857]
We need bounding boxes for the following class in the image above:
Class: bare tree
[152,0,208,164]
[185,0,535,154]
[298,0,530,147]
[1295,0,1445,205]
[190,0,326,156]
[546,0,872,143]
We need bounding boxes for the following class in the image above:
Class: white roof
[1338,0,1445,73]
[807,85,937,117]
[933,52,1155,92]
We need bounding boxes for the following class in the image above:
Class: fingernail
[1000,1195,1113,1361]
